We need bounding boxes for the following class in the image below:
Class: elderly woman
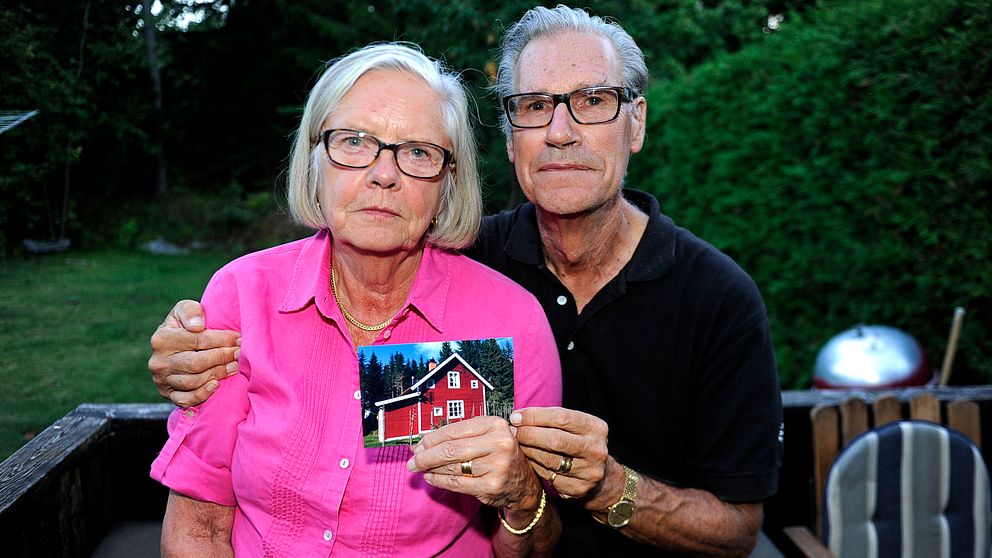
[151,43,562,557]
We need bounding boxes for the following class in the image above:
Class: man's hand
[407,416,544,513]
[509,407,611,504]
[513,407,762,555]
[148,300,241,408]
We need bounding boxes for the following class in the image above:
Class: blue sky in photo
[358,337,513,366]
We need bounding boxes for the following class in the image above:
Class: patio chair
[784,393,991,557]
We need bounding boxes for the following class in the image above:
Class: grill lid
[813,325,934,389]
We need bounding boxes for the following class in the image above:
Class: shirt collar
[278,229,448,334]
[623,189,678,281]
[503,202,544,266]
[278,229,336,317]
[502,188,677,282]
[403,245,451,334]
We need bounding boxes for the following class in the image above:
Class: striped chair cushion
[823,420,991,558]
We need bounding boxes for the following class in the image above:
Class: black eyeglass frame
[318,129,454,179]
[502,86,639,129]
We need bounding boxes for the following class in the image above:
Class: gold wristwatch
[606,465,639,528]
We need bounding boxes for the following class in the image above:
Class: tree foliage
[628,0,992,387]
[0,2,148,252]
[438,341,454,361]
[358,351,383,416]
[10,0,987,390]
[1,0,814,254]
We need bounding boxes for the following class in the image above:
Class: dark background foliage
[0,0,815,250]
[629,0,992,386]
[1,0,988,387]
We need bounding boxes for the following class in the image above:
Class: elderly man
[149,6,781,557]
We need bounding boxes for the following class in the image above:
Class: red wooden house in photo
[374,352,495,444]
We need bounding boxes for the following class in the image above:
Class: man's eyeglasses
[502,86,637,129]
[319,129,453,179]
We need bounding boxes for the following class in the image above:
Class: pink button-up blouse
[150,230,561,557]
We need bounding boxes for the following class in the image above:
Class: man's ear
[506,136,516,163]
[629,96,647,154]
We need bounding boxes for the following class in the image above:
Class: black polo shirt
[466,189,782,557]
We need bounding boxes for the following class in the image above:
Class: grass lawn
[0,249,239,461]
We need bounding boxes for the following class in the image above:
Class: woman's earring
[316,200,322,210]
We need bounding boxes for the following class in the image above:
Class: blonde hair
[287,42,481,249]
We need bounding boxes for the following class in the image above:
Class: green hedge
[629,0,992,387]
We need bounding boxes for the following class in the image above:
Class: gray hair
[287,42,482,250]
[494,5,649,137]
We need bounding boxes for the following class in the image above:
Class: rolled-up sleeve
[150,268,249,506]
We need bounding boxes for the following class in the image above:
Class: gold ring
[461,460,473,477]
[549,471,558,486]
[557,455,573,474]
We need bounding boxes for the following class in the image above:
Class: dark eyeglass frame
[502,86,638,129]
[318,128,454,179]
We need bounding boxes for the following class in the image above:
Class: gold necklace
[330,265,394,332]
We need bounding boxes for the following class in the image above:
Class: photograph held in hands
[359,338,516,448]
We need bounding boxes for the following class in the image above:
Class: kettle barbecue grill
[813,325,935,389]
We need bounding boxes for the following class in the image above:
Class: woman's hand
[406,416,544,513]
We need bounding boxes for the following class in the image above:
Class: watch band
[602,464,639,528]
[620,465,638,501]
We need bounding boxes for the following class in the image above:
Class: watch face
[607,501,635,528]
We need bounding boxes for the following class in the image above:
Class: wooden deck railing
[3,387,992,557]
[0,404,170,557]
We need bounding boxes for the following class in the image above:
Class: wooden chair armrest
[782,526,835,558]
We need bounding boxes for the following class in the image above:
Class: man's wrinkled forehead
[514,31,622,94]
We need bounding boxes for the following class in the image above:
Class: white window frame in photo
[433,406,443,417]
[471,379,479,389]
[448,371,460,389]
[448,400,464,419]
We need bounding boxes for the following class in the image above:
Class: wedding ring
[557,455,573,474]
[550,471,558,486]
[461,460,474,477]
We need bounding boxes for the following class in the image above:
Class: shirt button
[184,409,195,418]
[556,295,568,306]
[353,390,362,400]
[566,341,575,351]
[339,458,350,469]
[323,530,333,541]
[383,329,391,339]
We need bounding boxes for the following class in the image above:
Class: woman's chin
[334,231,424,256]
